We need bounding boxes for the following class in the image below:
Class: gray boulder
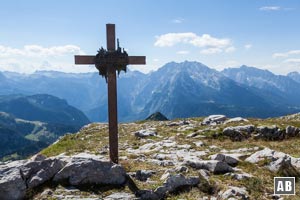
[223,125,255,141]
[0,161,27,200]
[202,115,227,125]
[245,148,300,175]
[53,156,127,186]
[154,174,199,198]
[0,156,64,200]
[286,125,299,138]
[210,153,240,167]
[22,156,65,188]
[136,174,199,200]
[185,159,233,174]
[136,190,161,200]
[255,126,285,140]
[245,148,285,164]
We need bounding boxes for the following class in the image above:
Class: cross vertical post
[106,24,118,163]
[74,24,146,164]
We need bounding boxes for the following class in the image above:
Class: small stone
[135,170,155,182]
[185,159,233,174]
[104,192,136,200]
[199,169,210,181]
[193,141,204,147]
[225,172,253,180]
[210,153,239,167]
[186,132,198,138]
[134,129,157,138]
[202,115,227,125]
[175,166,189,173]
[219,186,249,199]
[224,117,249,124]
[160,172,171,180]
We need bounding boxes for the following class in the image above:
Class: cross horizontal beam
[75,55,146,65]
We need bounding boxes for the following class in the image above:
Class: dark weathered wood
[74,24,146,164]
[128,56,146,65]
[106,24,118,164]
[107,71,118,163]
[106,24,115,51]
[74,55,147,65]
[75,55,95,64]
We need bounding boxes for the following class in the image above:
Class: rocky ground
[2,113,300,199]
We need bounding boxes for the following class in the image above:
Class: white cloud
[0,44,90,73]
[273,50,300,58]
[154,32,196,47]
[259,6,281,11]
[153,58,159,62]
[172,18,184,24]
[244,44,252,50]
[176,50,190,55]
[0,45,85,57]
[284,58,300,63]
[154,32,233,54]
[225,46,236,53]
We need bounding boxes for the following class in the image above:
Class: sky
[0,0,300,75]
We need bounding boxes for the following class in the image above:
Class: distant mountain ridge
[288,71,300,83]
[0,94,90,128]
[0,94,90,161]
[1,62,300,121]
[222,66,300,106]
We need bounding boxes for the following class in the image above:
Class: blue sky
[0,0,300,74]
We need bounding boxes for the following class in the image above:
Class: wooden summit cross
[74,24,146,163]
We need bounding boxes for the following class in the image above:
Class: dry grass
[39,113,300,199]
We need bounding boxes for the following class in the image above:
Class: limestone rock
[136,190,161,200]
[224,117,249,124]
[202,115,227,125]
[286,125,299,138]
[104,192,136,200]
[210,153,239,167]
[255,126,285,140]
[134,129,158,138]
[53,155,127,186]
[155,174,199,198]
[167,120,189,127]
[0,157,64,200]
[245,148,300,175]
[185,159,233,174]
[245,148,285,164]
[193,141,204,147]
[22,157,65,188]
[223,125,255,141]
[0,161,27,200]
[199,169,210,181]
[135,170,156,182]
[219,186,249,199]
[225,172,253,180]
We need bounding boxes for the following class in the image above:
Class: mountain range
[0,94,90,161]
[1,61,300,122]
